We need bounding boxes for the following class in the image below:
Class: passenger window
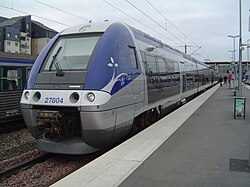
[158,58,166,73]
[129,47,138,69]
[0,67,22,91]
[146,55,157,74]
[26,68,31,80]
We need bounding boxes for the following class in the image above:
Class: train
[0,52,35,124]
[21,22,218,154]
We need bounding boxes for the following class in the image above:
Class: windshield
[43,35,100,71]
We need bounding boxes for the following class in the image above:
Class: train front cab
[21,22,144,154]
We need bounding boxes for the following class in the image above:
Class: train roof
[60,21,110,35]
[128,25,206,65]
[0,51,36,60]
[60,22,207,66]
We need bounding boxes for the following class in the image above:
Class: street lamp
[239,0,243,97]
[227,35,240,63]
[228,50,236,61]
[228,36,239,87]
[247,39,250,71]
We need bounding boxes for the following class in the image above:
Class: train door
[113,46,142,142]
[130,47,144,117]
[129,47,141,97]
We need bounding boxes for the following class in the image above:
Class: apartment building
[0,15,57,56]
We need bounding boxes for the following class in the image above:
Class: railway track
[0,153,50,180]
[0,143,120,186]
[0,119,26,135]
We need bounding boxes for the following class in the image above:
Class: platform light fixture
[227,35,240,63]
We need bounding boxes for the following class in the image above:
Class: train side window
[140,50,146,63]
[0,67,22,91]
[158,58,166,73]
[158,58,167,85]
[26,68,31,80]
[145,55,157,74]
[129,47,138,69]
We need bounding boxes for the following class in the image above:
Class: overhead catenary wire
[0,4,70,26]
[145,0,197,46]
[101,0,175,44]
[1,0,209,60]
[33,0,90,22]
[124,0,186,46]
[144,0,210,60]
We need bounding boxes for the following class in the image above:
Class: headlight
[70,92,80,103]
[24,91,30,100]
[33,91,41,102]
[87,92,95,102]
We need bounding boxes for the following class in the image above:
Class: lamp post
[229,50,236,70]
[227,35,240,63]
[247,39,250,71]
[228,50,236,61]
[239,0,243,97]
[228,36,240,87]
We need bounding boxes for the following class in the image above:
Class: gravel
[0,154,94,186]
[0,149,42,172]
[0,129,36,162]
[0,128,101,186]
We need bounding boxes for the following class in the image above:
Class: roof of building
[0,15,28,27]
[0,16,8,23]
[0,15,57,33]
[32,20,57,32]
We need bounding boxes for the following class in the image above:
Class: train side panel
[0,59,34,123]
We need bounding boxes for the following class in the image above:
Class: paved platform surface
[120,84,250,187]
[52,84,250,187]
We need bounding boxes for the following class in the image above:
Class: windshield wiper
[49,46,64,77]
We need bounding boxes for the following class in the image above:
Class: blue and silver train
[21,22,217,154]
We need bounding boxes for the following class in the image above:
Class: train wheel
[129,115,144,137]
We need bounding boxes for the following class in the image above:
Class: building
[0,15,57,56]
[31,20,58,55]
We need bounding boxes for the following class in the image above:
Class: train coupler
[36,110,62,137]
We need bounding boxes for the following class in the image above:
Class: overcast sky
[1,0,250,62]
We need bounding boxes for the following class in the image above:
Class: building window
[15,42,18,47]
[7,33,11,37]
[21,44,27,49]
[15,34,18,39]
[7,41,11,46]
[26,23,30,29]
[20,36,25,41]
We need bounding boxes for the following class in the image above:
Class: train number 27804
[45,97,64,104]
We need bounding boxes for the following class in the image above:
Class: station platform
[52,84,250,187]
